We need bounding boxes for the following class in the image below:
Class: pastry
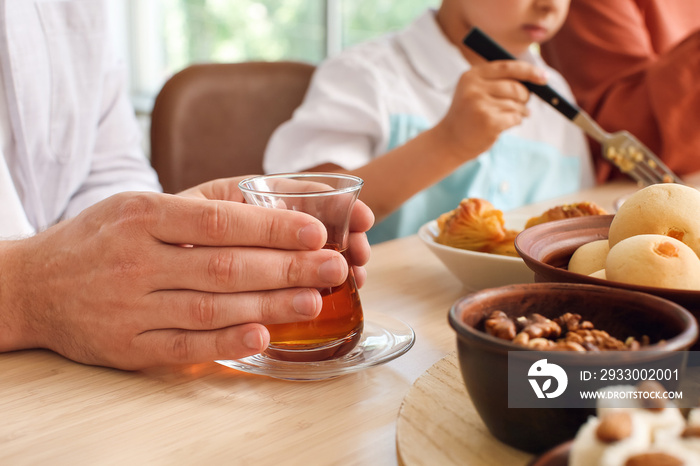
[524,201,608,229]
[605,234,700,290]
[609,184,700,257]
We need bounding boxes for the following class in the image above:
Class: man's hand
[0,184,372,370]
[181,177,374,287]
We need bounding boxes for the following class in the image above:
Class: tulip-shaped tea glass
[238,173,365,362]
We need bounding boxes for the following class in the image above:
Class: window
[126,0,439,105]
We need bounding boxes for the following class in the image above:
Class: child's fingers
[483,97,531,131]
[495,98,530,119]
[475,60,548,85]
[483,79,531,103]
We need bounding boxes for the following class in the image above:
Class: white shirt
[0,55,33,238]
[0,0,161,233]
[264,10,594,243]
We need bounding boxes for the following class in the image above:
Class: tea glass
[238,173,365,362]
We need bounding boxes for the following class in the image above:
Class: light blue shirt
[368,114,581,243]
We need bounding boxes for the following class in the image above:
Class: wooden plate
[396,352,534,465]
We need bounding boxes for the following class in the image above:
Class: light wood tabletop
[0,177,677,465]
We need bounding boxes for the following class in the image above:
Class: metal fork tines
[572,112,683,186]
[604,133,682,186]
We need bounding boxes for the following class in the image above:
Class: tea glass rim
[238,172,364,198]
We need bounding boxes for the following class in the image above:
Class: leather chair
[150,61,315,193]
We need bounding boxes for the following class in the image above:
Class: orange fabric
[541,0,700,182]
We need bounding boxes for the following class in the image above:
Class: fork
[463,27,683,186]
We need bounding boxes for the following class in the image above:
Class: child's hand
[434,60,548,160]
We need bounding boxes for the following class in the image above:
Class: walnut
[580,321,594,330]
[519,313,561,339]
[515,316,529,331]
[565,328,630,351]
[564,331,584,344]
[513,332,530,346]
[528,338,556,350]
[582,342,600,352]
[488,311,652,352]
[625,337,641,351]
[483,311,516,340]
[554,313,593,333]
[560,341,586,352]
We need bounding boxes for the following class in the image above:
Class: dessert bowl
[448,282,697,453]
[419,219,534,291]
[514,215,700,333]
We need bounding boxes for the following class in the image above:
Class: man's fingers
[128,324,272,369]
[151,245,349,292]
[177,176,249,202]
[142,288,323,330]
[347,231,371,267]
[352,266,367,289]
[119,193,327,249]
[349,200,374,233]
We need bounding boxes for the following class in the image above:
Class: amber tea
[238,173,365,362]
[265,249,364,362]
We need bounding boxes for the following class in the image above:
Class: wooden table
[0,178,677,465]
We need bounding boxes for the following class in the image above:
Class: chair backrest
[150,61,315,193]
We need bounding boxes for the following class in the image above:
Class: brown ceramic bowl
[448,283,697,454]
[514,215,700,342]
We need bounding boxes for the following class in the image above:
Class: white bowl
[418,218,534,291]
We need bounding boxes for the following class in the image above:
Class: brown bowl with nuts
[448,283,697,454]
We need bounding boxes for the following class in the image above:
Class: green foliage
[160,0,438,75]
[164,0,325,73]
[341,0,439,46]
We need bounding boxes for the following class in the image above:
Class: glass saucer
[215,313,415,381]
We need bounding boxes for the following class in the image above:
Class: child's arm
[311,60,548,222]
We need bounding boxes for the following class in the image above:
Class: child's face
[449,0,570,56]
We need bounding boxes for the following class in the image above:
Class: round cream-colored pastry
[606,234,700,290]
[605,235,700,290]
[669,429,700,455]
[569,240,610,276]
[570,412,652,466]
[589,269,607,279]
[688,408,700,427]
[597,384,686,443]
[609,183,700,256]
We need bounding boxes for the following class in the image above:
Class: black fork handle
[463,27,580,121]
